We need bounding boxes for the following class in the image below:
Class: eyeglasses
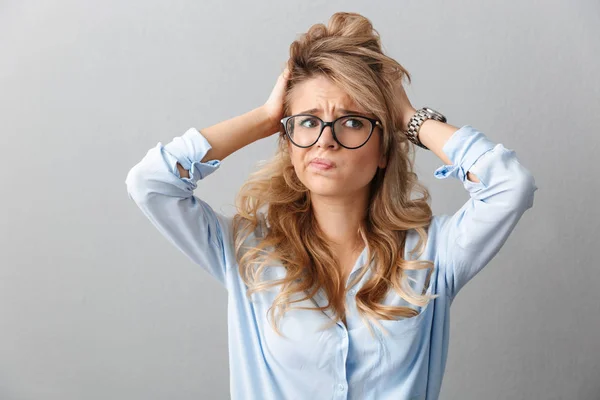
[280,114,382,149]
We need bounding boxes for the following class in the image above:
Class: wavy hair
[232,11,439,339]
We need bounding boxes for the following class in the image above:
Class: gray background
[1,1,598,399]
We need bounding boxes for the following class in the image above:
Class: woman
[125,12,537,400]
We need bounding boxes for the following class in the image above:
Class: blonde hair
[232,12,439,338]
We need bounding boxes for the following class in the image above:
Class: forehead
[290,75,370,116]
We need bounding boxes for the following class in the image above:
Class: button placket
[335,323,349,398]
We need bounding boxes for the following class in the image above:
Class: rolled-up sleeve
[125,127,232,288]
[433,125,538,301]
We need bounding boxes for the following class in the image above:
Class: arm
[426,123,538,301]
[402,108,481,183]
[176,106,279,177]
[125,106,277,287]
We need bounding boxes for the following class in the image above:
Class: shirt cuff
[163,127,221,183]
[433,125,496,182]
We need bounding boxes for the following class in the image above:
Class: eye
[299,117,320,128]
[342,118,364,129]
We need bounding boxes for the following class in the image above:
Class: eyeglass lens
[285,115,373,148]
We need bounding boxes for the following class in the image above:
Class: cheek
[347,148,383,184]
[289,149,308,175]
[352,156,380,181]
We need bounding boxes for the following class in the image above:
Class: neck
[310,189,369,251]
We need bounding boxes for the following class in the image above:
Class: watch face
[423,107,446,122]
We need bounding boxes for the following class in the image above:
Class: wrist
[257,105,282,138]
[402,107,418,131]
[251,106,278,139]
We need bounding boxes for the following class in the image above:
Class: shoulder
[228,211,270,252]
[404,215,445,240]
[403,215,447,261]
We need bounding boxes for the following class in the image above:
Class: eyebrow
[297,108,371,117]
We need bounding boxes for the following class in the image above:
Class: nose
[316,123,339,149]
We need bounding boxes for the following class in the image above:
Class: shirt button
[338,383,346,391]
[348,289,356,296]
[341,330,347,338]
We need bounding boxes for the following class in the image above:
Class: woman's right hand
[193,66,292,161]
[262,66,291,137]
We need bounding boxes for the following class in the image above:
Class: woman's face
[287,75,387,198]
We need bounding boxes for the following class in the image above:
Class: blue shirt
[125,124,537,400]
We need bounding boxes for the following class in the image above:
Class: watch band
[405,107,447,150]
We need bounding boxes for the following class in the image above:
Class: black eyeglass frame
[280,114,383,149]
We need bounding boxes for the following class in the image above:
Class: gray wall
[1,1,598,399]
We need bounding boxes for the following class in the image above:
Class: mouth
[309,158,336,170]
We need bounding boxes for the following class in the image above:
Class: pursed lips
[309,157,336,168]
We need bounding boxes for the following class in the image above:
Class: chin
[304,180,348,197]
